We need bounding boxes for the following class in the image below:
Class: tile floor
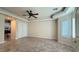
[0,37,77,52]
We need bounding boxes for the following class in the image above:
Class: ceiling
[2,7,63,20]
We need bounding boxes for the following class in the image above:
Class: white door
[16,20,28,39]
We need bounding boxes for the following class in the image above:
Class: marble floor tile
[0,37,76,52]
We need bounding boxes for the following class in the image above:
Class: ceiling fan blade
[32,15,37,18]
[53,8,58,10]
[33,13,39,15]
[26,10,30,14]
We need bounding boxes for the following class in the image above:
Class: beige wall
[28,20,57,39]
[0,14,5,43]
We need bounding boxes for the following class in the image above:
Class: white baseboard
[16,36,28,40]
[27,36,56,40]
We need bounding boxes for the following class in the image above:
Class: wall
[0,14,5,43]
[74,8,79,49]
[76,8,79,37]
[28,19,57,39]
[16,19,28,39]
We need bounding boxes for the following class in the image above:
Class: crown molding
[0,8,29,22]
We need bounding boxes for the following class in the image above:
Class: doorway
[4,19,11,41]
[4,16,16,41]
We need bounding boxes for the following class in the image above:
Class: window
[61,15,72,38]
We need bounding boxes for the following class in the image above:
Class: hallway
[0,37,76,52]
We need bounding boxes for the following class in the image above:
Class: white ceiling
[2,7,63,20]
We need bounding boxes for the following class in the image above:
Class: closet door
[16,20,28,39]
[16,20,23,39]
[22,21,28,37]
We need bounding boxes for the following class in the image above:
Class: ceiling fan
[23,10,39,18]
[50,7,66,18]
